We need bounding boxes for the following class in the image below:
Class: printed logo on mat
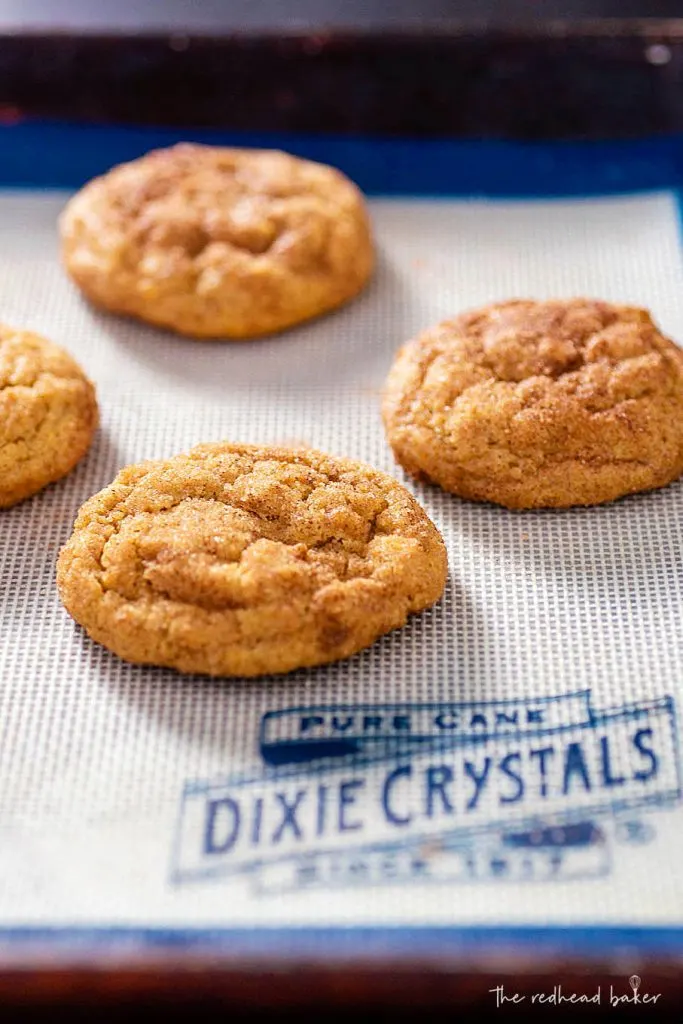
[171,691,681,892]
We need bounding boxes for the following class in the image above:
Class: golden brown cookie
[59,144,374,339]
[382,299,683,509]
[56,443,447,677]
[0,324,98,508]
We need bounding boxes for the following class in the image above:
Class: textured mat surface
[0,189,681,935]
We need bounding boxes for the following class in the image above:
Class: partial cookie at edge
[0,324,98,508]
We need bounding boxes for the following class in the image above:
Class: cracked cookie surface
[59,144,374,339]
[0,324,98,508]
[382,299,683,509]
[56,443,447,677]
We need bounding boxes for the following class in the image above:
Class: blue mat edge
[0,926,681,955]
[3,121,683,197]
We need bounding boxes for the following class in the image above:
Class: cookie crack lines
[0,369,54,394]
[93,449,384,594]
[97,479,390,593]
[383,299,683,510]
[57,443,447,676]
[0,372,96,475]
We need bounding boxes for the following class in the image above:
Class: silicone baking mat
[0,128,682,960]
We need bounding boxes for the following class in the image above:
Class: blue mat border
[0,926,681,956]
[3,121,683,197]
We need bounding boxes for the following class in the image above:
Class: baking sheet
[0,187,681,942]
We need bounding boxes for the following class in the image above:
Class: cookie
[59,144,374,339]
[0,324,98,508]
[56,443,447,677]
[382,299,683,509]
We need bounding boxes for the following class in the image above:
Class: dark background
[0,0,682,31]
[3,0,683,138]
